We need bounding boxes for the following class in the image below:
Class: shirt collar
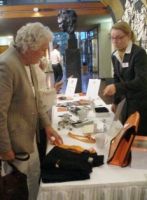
[125,41,132,54]
[113,41,133,61]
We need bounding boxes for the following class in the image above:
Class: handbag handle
[0,152,30,176]
[0,152,30,167]
[5,153,29,172]
[15,152,30,161]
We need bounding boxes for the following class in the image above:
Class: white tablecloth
[37,95,147,200]
[37,165,147,200]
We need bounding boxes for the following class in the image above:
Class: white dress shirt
[50,49,61,65]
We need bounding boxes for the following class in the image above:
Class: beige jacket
[0,46,51,154]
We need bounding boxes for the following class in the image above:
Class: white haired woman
[0,22,63,200]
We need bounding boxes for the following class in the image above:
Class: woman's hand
[103,84,116,96]
[45,126,63,145]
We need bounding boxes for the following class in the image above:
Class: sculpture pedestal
[65,34,82,93]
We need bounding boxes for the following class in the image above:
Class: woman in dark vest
[103,21,147,135]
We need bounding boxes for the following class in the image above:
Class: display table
[37,165,147,200]
[37,94,147,200]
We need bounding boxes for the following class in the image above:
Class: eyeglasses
[111,35,126,40]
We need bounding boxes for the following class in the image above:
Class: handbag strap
[7,153,30,173]
[0,152,30,175]
[15,152,30,161]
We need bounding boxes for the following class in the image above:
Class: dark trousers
[52,63,63,83]
[37,128,47,169]
[121,99,147,136]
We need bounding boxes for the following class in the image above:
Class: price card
[86,79,101,99]
[65,78,77,96]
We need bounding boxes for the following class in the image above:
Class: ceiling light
[33,7,39,12]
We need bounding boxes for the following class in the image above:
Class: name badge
[122,62,129,68]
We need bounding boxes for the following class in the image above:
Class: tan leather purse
[107,112,140,167]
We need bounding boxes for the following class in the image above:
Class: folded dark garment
[42,147,104,169]
[83,151,104,167]
[42,147,92,173]
[41,146,104,183]
[42,168,90,183]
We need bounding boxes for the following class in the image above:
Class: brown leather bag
[107,112,140,167]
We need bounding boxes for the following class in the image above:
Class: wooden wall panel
[0,2,109,19]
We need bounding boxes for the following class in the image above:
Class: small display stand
[65,78,78,96]
[86,79,101,99]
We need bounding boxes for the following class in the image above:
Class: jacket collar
[113,41,133,62]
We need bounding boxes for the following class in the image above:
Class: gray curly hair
[15,22,53,53]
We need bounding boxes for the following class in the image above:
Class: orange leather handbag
[107,112,140,167]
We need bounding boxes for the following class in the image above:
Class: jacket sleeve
[115,48,147,93]
[112,55,126,104]
[37,93,51,128]
[32,67,51,128]
[0,64,13,153]
[113,48,147,104]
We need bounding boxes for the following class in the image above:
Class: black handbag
[0,153,30,200]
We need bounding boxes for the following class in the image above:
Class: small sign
[86,79,101,99]
[65,78,77,96]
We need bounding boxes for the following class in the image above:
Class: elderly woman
[103,21,147,135]
[0,22,63,200]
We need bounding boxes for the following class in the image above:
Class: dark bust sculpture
[57,9,81,92]
[57,9,77,35]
